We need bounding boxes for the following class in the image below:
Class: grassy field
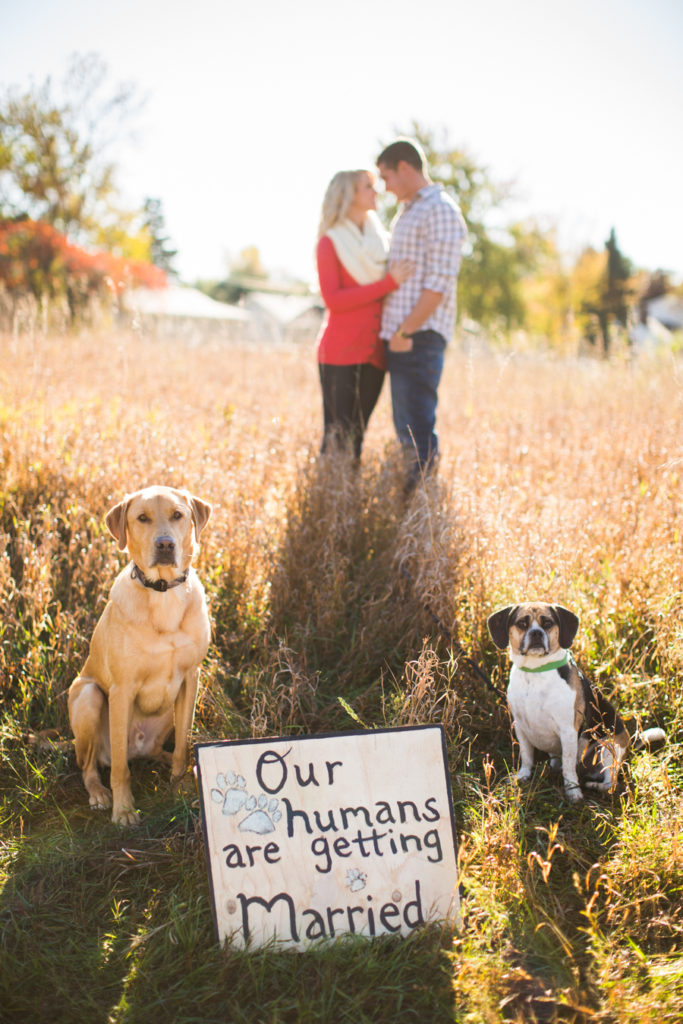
[0,327,682,1023]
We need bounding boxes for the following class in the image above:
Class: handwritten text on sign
[195,726,459,949]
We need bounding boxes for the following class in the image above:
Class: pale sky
[2,0,682,285]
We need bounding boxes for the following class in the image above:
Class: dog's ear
[487,605,517,650]
[554,606,579,648]
[189,495,212,536]
[105,498,131,551]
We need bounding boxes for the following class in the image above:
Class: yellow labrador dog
[68,486,211,825]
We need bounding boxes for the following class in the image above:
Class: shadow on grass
[207,450,442,738]
[0,762,458,1024]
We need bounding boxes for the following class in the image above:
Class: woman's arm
[317,236,396,313]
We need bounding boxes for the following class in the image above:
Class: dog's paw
[516,767,533,783]
[88,784,113,811]
[584,779,616,794]
[112,806,141,827]
[564,782,584,803]
[171,769,194,795]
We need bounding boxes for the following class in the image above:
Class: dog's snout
[522,625,549,654]
[153,534,177,564]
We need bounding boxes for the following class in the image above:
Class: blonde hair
[317,170,369,238]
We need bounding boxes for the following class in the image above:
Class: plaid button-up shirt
[380,184,467,342]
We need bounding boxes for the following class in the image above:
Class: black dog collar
[131,563,189,592]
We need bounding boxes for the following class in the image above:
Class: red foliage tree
[0,218,166,319]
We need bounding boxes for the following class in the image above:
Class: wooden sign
[195,725,459,949]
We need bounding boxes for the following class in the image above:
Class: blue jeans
[385,330,446,477]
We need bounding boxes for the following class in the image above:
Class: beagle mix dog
[487,603,664,802]
[68,486,211,825]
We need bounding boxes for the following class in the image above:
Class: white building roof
[245,291,322,326]
[124,284,251,321]
[647,294,683,330]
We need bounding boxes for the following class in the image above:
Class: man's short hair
[377,138,426,173]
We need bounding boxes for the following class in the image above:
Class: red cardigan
[315,234,398,369]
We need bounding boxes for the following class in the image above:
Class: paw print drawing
[211,770,282,835]
[211,771,248,815]
[345,868,367,892]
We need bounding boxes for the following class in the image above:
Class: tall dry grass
[1,326,682,1022]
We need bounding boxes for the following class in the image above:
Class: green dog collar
[520,652,570,673]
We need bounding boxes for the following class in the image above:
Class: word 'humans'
[281,795,440,836]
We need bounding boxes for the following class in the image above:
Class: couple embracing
[315,137,467,490]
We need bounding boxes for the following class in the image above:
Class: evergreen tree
[602,227,632,351]
[142,197,177,275]
[574,229,633,355]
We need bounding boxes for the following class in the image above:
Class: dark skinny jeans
[318,362,385,460]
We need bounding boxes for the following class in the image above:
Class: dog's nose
[155,535,176,553]
[527,627,545,643]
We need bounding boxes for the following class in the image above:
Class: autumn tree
[518,226,573,346]
[0,52,142,245]
[0,218,165,323]
[571,246,605,348]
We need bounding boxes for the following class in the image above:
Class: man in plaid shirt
[377,138,467,489]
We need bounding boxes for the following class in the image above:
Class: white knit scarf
[326,211,389,285]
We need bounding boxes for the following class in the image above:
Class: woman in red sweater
[316,169,413,458]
